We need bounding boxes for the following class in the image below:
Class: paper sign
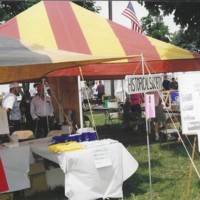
[0,107,9,135]
[0,157,9,192]
[145,94,155,119]
[92,146,112,168]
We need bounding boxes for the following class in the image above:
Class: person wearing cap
[30,83,54,138]
[2,82,22,133]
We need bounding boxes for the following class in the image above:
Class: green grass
[123,142,200,200]
[13,112,200,199]
[13,141,200,200]
[85,112,119,127]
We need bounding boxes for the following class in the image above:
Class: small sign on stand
[145,94,155,119]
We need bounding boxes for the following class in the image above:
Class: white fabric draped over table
[30,138,138,200]
[0,145,34,193]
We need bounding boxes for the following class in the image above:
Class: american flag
[122,1,143,33]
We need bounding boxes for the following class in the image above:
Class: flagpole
[108,0,115,98]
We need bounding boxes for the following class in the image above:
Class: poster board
[178,73,200,151]
[0,107,9,135]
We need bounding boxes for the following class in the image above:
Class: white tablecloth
[30,138,138,200]
[0,144,33,193]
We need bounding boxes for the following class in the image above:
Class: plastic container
[68,134,76,141]
[89,131,97,141]
[104,99,109,108]
[75,133,82,142]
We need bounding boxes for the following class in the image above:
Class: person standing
[2,82,22,134]
[30,83,54,138]
[170,78,178,90]
[162,74,170,90]
[151,91,167,141]
[129,93,144,116]
[96,81,105,103]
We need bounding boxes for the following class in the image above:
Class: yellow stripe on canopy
[17,2,57,49]
[72,3,127,62]
[147,36,194,60]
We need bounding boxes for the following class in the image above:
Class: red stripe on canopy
[44,1,91,54]
[0,18,20,39]
[108,21,160,61]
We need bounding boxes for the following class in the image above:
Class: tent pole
[142,53,153,200]
[78,76,83,129]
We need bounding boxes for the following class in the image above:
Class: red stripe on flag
[44,1,91,54]
[0,18,20,39]
[122,2,142,33]
[0,157,9,192]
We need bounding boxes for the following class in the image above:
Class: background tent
[0,35,135,84]
[0,0,200,80]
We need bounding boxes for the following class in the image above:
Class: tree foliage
[141,15,170,42]
[0,0,40,22]
[171,29,200,53]
[0,0,100,22]
[139,2,200,49]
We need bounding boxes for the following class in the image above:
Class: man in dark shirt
[170,78,178,90]
[162,74,170,90]
[96,81,105,103]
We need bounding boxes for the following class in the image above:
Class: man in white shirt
[151,91,166,141]
[30,83,54,138]
[2,82,22,134]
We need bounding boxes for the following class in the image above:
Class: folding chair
[160,116,181,147]
[105,101,120,125]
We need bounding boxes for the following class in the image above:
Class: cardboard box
[23,162,48,197]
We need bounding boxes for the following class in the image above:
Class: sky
[95,1,179,33]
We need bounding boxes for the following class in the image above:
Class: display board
[178,72,200,151]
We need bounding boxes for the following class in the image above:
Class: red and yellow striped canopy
[0,0,200,79]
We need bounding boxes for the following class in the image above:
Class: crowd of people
[81,80,105,109]
[1,82,54,138]
[1,75,179,141]
[123,74,179,141]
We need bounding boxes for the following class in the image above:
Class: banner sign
[125,74,162,94]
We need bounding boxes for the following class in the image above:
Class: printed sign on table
[92,146,112,168]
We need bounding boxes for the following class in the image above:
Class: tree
[141,14,170,42]
[139,2,200,49]
[0,1,40,22]
[171,29,199,52]
[0,0,100,22]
